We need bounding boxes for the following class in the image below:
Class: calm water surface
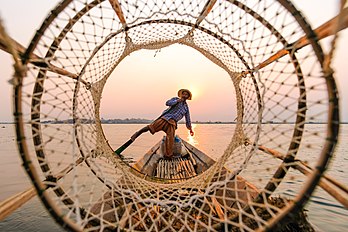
[0,124,347,231]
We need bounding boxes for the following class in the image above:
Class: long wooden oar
[0,157,85,220]
[114,139,134,156]
[114,98,180,156]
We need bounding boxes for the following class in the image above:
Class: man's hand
[189,129,194,136]
[177,98,184,103]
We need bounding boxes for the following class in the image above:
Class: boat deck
[88,136,313,231]
[155,157,197,179]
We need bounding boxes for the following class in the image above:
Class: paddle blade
[114,139,134,155]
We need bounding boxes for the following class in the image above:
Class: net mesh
[7,0,342,231]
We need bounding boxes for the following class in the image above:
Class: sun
[184,85,201,101]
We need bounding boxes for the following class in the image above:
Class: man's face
[181,91,190,100]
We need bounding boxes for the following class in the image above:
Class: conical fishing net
[3,0,345,231]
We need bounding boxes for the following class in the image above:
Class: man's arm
[166,97,180,106]
[185,108,194,136]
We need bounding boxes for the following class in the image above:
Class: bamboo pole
[182,160,194,178]
[0,16,25,83]
[185,146,197,167]
[119,204,133,228]
[258,144,348,208]
[164,160,169,179]
[0,187,36,220]
[158,160,162,178]
[186,160,192,177]
[171,160,176,180]
[108,0,127,25]
[166,160,170,179]
[178,161,185,180]
[156,161,160,178]
[179,158,187,178]
[173,160,177,179]
[180,159,189,178]
[196,0,217,25]
[188,160,196,176]
[187,0,217,35]
[173,159,178,179]
[243,7,348,75]
[0,33,81,80]
[187,159,197,176]
[197,190,219,217]
[168,160,172,179]
[0,157,85,220]
[177,160,185,179]
[170,160,175,179]
[176,159,185,180]
[296,162,348,209]
[211,196,225,221]
[161,160,165,179]
[0,25,97,88]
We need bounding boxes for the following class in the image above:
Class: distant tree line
[7,118,340,124]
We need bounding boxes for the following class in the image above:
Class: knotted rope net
[7,0,345,231]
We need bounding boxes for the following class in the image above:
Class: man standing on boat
[130,89,194,159]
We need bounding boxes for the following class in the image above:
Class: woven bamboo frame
[0,0,345,231]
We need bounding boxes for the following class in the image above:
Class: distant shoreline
[1,119,347,125]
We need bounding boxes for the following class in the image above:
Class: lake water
[0,124,347,231]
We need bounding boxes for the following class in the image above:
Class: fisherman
[130,89,194,159]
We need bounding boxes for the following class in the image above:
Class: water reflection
[0,124,347,231]
[187,124,198,146]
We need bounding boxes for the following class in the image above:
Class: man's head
[178,89,192,100]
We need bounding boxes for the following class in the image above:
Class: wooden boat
[89,136,314,231]
[131,136,265,210]
[89,137,258,221]
[132,136,216,180]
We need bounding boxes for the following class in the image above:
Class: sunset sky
[0,0,347,122]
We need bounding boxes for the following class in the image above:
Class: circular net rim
[9,0,341,231]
